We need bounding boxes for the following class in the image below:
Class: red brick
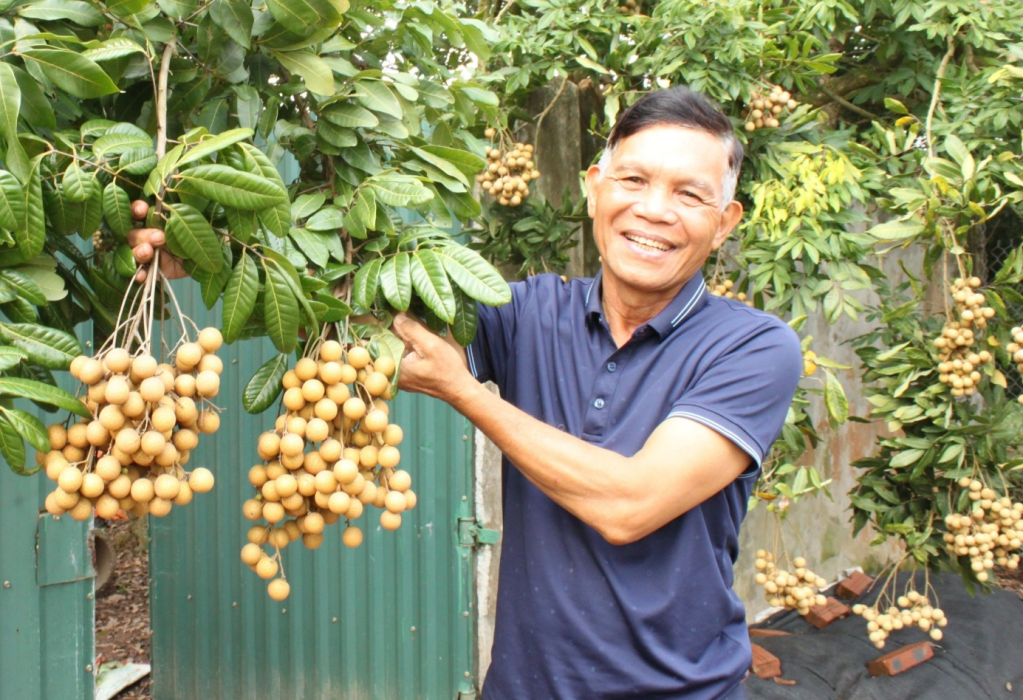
[836,571,875,600]
[750,643,782,679]
[748,629,791,638]
[805,597,851,629]
[867,641,934,677]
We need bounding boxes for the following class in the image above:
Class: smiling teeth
[625,234,670,251]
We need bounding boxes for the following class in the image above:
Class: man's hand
[391,313,471,403]
[127,200,186,282]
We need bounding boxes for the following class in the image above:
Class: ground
[95,517,152,700]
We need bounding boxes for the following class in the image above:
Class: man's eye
[679,190,704,205]
[616,176,644,188]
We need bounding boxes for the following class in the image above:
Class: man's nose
[632,186,677,224]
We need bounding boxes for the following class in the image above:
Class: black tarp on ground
[746,572,1023,699]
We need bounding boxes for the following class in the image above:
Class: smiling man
[393,87,802,699]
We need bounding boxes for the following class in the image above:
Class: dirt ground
[95,517,152,700]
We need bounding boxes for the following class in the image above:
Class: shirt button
[606,362,617,372]
[594,398,605,409]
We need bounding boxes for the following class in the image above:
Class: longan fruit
[255,556,279,580]
[351,430,371,448]
[319,438,342,463]
[175,342,202,370]
[286,416,307,437]
[295,358,318,381]
[106,474,131,499]
[303,511,325,535]
[357,480,377,505]
[198,328,223,353]
[281,452,304,470]
[149,497,173,517]
[339,364,358,384]
[79,358,105,385]
[280,433,305,458]
[342,526,363,548]
[104,348,131,375]
[189,467,215,493]
[404,489,417,510]
[122,392,146,419]
[359,445,378,469]
[343,397,367,420]
[174,482,194,506]
[113,428,140,454]
[319,339,343,362]
[86,421,110,447]
[380,511,402,531]
[342,447,361,464]
[303,451,326,475]
[384,490,407,514]
[198,354,223,375]
[174,373,196,398]
[47,424,68,450]
[173,428,199,452]
[283,387,306,412]
[346,499,364,520]
[69,497,94,521]
[57,465,83,493]
[258,432,281,460]
[388,469,412,492]
[378,445,401,469]
[80,472,105,499]
[94,493,120,519]
[241,542,263,566]
[275,473,298,499]
[141,430,166,456]
[301,379,325,403]
[325,383,350,406]
[94,455,121,481]
[44,491,67,516]
[195,371,220,398]
[63,444,86,463]
[319,361,343,385]
[139,376,165,403]
[129,354,157,382]
[154,473,181,500]
[197,410,220,434]
[363,410,388,433]
[313,398,338,422]
[54,488,80,509]
[246,525,269,546]
[382,424,403,447]
[155,367,176,393]
[243,498,264,520]
[281,492,304,511]
[305,418,329,443]
[268,578,290,601]
[67,422,88,448]
[131,477,155,503]
[371,484,387,509]
[373,356,396,378]
[327,491,351,515]
[262,501,285,523]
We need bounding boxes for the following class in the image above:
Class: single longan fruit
[258,432,281,460]
[141,430,166,456]
[69,355,89,379]
[151,406,176,433]
[385,490,407,514]
[303,451,326,475]
[98,404,125,432]
[326,383,350,405]
[175,342,202,370]
[195,371,220,398]
[372,484,388,509]
[130,354,157,382]
[149,497,173,517]
[301,379,325,403]
[275,473,298,499]
[198,354,223,375]
[79,358,105,385]
[363,410,388,433]
[54,488,80,510]
[380,510,402,531]
[104,376,131,405]
[175,373,196,398]
[304,511,325,535]
[198,328,223,353]
[305,418,329,443]
[107,474,132,499]
[359,445,378,469]
[333,458,359,485]
[69,497,95,522]
[94,493,120,519]
[389,469,412,492]
[67,422,88,448]
[280,433,305,457]
[57,465,84,493]
[311,398,337,422]
[351,429,371,448]
[247,525,270,546]
[343,526,363,548]
[174,482,194,506]
[313,469,338,494]
[339,364,358,384]
[295,358,318,381]
[45,491,67,516]
[262,501,285,523]
[373,355,396,378]
[255,556,279,580]
[319,438,342,462]
[404,489,417,510]
[378,445,401,469]
[114,428,141,454]
[62,444,86,463]
[139,376,165,403]
[104,348,132,374]
[343,397,367,421]
[358,481,377,505]
[283,387,306,412]
[281,453,304,470]
[320,340,343,362]
[175,397,198,426]
[282,371,301,391]
[328,491,352,515]
[296,472,317,497]
[319,361,343,385]
[189,467,215,493]
[47,424,68,450]
[122,392,146,419]
[94,455,122,481]
[241,542,263,566]
[268,578,290,601]
[173,428,198,452]
[243,498,264,521]
[131,477,155,503]
[346,346,370,370]
[154,473,181,500]
[86,420,110,447]
[80,472,105,499]
[197,410,220,435]
[155,367,177,393]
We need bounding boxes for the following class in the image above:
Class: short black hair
[602,86,743,203]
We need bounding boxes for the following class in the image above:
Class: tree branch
[495,0,517,22]
[534,76,569,147]
[926,35,956,158]
[155,41,175,160]
[820,85,879,120]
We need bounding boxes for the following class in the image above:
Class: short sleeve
[667,319,801,476]
[465,278,535,389]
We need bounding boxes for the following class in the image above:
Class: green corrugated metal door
[150,286,478,699]
[0,334,95,700]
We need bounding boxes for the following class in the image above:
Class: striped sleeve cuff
[666,409,763,478]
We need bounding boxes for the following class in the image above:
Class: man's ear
[584,164,603,218]
[712,200,743,249]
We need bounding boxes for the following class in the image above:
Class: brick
[836,571,875,600]
[748,629,791,638]
[805,597,851,629]
[750,643,782,679]
[867,641,934,677]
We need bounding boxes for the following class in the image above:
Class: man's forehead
[611,125,728,179]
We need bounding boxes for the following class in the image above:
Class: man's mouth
[623,232,672,252]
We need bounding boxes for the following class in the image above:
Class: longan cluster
[852,590,947,648]
[40,329,223,522]
[935,277,995,397]
[1004,326,1023,405]
[476,128,540,208]
[744,85,798,132]
[943,478,1023,581]
[616,0,640,14]
[241,340,416,601]
[709,279,753,306]
[753,551,828,615]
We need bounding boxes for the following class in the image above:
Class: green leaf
[106,0,153,16]
[356,79,402,119]
[438,244,511,305]
[242,353,288,414]
[259,201,291,238]
[16,157,45,258]
[20,0,105,26]
[0,377,90,417]
[113,242,137,277]
[80,37,146,62]
[289,227,329,267]
[19,47,119,99]
[0,416,27,473]
[450,288,478,346]
[102,182,132,238]
[0,63,21,148]
[320,102,378,129]
[272,49,334,96]
[313,292,351,322]
[11,65,53,130]
[352,257,382,309]
[305,206,343,232]
[176,164,287,211]
[222,253,258,344]
[263,261,299,353]
[368,174,432,206]
[380,253,412,311]
[177,128,255,167]
[0,170,25,231]
[824,370,849,424]
[165,203,224,273]
[869,218,925,241]
[1,407,48,452]
[62,162,95,203]
[410,249,455,323]
[0,323,81,369]
[265,0,340,34]
[210,0,253,49]
[890,448,924,469]
[0,270,45,305]
[883,97,909,115]
[79,180,103,237]
[0,346,26,371]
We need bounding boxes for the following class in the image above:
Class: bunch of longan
[753,551,828,615]
[744,85,798,132]
[943,479,1023,582]
[709,279,753,306]
[1004,326,1023,404]
[617,0,640,14]
[476,128,540,208]
[40,329,223,522]
[241,340,416,601]
[934,277,995,397]
[852,590,947,648]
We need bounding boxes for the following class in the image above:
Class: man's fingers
[133,242,154,264]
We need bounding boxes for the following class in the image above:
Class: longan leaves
[175,164,288,211]
[222,253,258,344]
[165,203,224,273]
[0,415,27,473]
[352,257,383,310]
[242,353,289,414]
[437,244,511,305]
[0,377,91,418]
[410,249,455,323]
[380,253,412,311]
[262,261,299,353]
[450,288,479,347]
[102,182,132,238]
[0,406,49,453]
[0,323,82,369]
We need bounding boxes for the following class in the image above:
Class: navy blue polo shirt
[468,270,801,699]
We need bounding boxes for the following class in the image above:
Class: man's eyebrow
[611,161,716,193]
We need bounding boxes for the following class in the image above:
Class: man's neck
[600,274,686,347]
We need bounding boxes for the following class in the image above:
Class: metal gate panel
[150,284,477,699]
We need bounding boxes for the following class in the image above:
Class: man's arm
[393,314,751,545]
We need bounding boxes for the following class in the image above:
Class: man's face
[585,125,743,301]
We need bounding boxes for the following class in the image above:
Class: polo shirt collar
[584,269,709,339]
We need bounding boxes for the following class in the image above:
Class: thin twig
[926,36,956,159]
[535,77,569,148]
[820,85,877,120]
[155,41,175,161]
[495,0,517,22]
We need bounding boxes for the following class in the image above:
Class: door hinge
[457,518,500,547]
